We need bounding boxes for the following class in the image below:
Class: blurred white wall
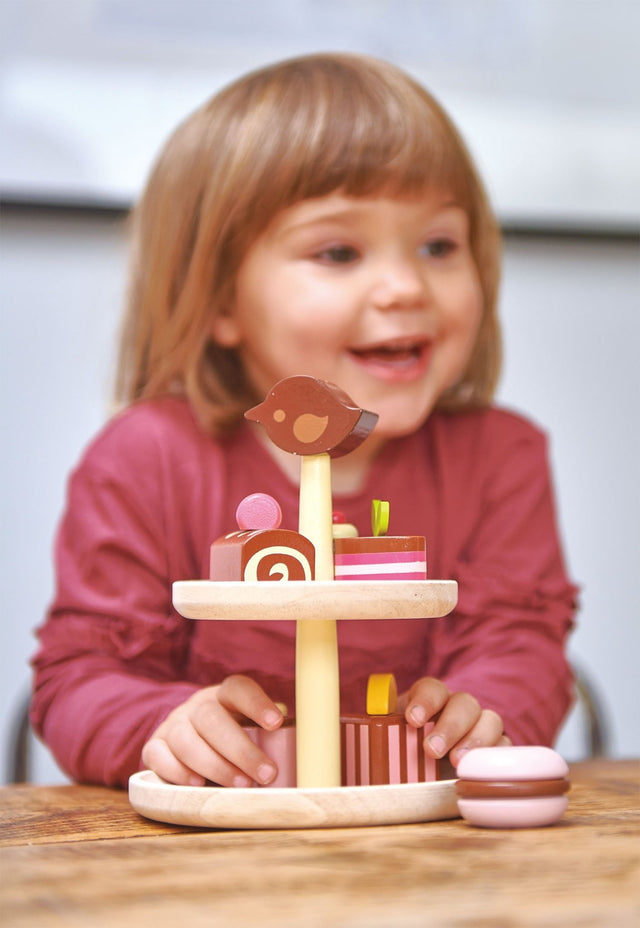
[1,0,639,782]
[2,0,639,227]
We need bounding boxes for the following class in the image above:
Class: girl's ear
[211,309,242,347]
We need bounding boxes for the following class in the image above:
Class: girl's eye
[314,245,360,265]
[420,238,458,259]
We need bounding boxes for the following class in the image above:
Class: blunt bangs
[213,55,477,254]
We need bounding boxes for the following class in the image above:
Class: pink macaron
[455,746,570,828]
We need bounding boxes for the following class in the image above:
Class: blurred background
[1,0,638,783]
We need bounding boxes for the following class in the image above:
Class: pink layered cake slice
[333,535,427,581]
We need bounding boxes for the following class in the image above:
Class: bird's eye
[273,409,286,422]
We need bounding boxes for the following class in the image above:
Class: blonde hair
[116,52,501,433]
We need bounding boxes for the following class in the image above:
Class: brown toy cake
[209,493,316,582]
[340,712,436,785]
[210,528,315,582]
[340,673,447,786]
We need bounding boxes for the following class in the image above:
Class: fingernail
[409,705,427,726]
[232,774,252,788]
[257,763,276,785]
[427,734,446,758]
[263,708,283,728]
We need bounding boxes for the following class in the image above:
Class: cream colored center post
[296,453,341,787]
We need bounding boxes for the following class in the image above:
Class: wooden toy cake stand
[129,578,460,830]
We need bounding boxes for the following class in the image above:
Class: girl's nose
[369,257,427,311]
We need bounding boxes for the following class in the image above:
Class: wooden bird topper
[244,375,378,458]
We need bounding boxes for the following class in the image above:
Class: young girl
[31,53,577,790]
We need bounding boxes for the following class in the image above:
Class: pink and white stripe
[334,550,427,581]
[341,716,437,785]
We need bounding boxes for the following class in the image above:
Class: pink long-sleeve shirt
[31,397,577,787]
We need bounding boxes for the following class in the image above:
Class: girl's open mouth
[348,339,432,379]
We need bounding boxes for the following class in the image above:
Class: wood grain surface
[0,783,192,846]
[1,760,638,928]
[172,578,458,621]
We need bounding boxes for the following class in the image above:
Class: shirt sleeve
[30,418,200,788]
[436,415,578,746]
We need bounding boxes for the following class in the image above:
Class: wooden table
[1,759,638,927]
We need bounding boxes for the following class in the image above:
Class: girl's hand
[398,677,511,769]
[141,675,284,787]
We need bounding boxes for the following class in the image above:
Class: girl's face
[214,192,483,448]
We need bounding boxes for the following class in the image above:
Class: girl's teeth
[356,345,420,361]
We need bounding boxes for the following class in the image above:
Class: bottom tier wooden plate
[129,771,459,830]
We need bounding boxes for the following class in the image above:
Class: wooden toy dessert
[341,673,438,786]
[130,375,460,829]
[210,497,316,582]
[334,499,427,582]
[240,673,451,789]
[455,746,570,829]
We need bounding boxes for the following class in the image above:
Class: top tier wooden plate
[172,579,458,621]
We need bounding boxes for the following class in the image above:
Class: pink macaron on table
[455,745,570,828]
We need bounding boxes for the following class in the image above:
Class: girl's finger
[401,677,450,727]
[141,736,207,787]
[446,708,506,768]
[216,674,284,730]
[422,691,484,760]
[161,716,261,787]
[176,705,278,787]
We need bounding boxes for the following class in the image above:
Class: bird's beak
[244,400,267,424]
